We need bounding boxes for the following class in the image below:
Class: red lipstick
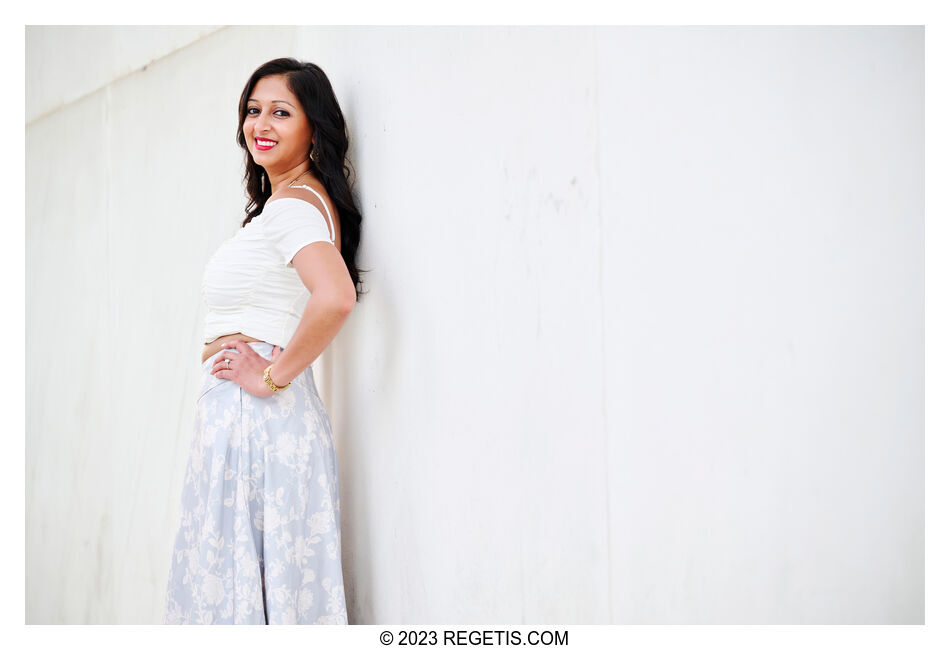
[254,138,277,151]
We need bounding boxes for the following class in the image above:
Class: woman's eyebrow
[247,98,296,109]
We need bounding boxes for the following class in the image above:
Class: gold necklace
[283,168,311,191]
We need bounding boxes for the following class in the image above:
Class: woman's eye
[246,107,289,117]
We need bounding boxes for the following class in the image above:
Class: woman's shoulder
[267,182,334,217]
[261,182,340,249]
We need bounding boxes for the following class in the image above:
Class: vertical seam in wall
[105,81,128,589]
[105,84,114,354]
[593,26,613,623]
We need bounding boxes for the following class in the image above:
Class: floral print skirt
[163,341,347,624]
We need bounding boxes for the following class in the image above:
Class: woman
[163,58,364,625]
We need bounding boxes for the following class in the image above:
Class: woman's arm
[267,241,356,387]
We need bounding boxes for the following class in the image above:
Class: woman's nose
[254,114,272,133]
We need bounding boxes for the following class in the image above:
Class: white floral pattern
[164,342,347,624]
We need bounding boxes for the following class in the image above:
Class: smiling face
[242,74,314,173]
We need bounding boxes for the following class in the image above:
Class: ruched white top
[201,184,337,350]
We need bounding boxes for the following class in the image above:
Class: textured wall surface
[25,25,923,624]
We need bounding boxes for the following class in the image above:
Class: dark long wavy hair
[236,57,366,301]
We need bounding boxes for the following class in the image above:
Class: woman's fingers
[212,351,236,376]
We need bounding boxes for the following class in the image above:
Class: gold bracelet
[263,364,292,392]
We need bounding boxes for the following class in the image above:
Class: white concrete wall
[25,25,923,624]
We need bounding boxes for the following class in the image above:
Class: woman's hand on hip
[210,341,284,398]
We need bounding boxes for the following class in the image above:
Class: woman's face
[243,74,313,173]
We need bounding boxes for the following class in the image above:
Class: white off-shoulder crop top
[201,184,337,350]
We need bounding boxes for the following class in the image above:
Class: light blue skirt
[163,341,347,624]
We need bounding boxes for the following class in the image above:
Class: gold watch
[263,364,291,392]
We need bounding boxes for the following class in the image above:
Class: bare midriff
[201,333,266,365]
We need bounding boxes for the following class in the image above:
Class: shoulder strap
[288,183,336,243]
